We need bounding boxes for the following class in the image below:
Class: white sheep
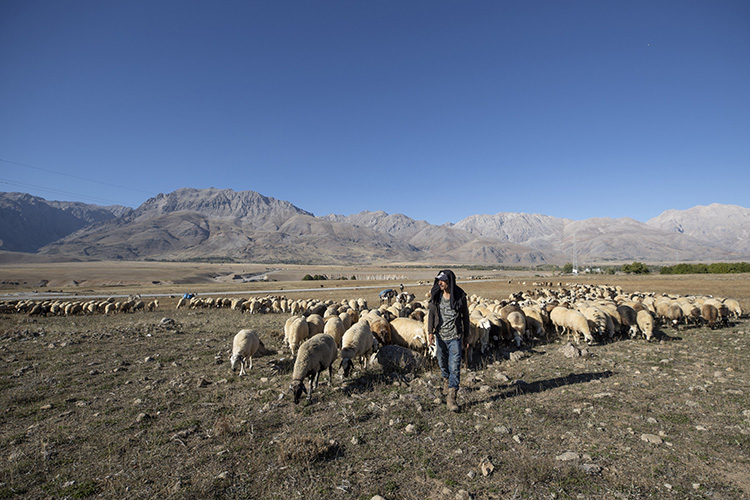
[389,317,430,354]
[340,319,375,377]
[563,309,595,344]
[229,329,260,376]
[289,333,338,404]
[285,315,310,357]
[306,313,325,335]
[636,309,655,341]
[323,315,346,348]
[506,310,527,346]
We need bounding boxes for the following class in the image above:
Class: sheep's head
[290,380,306,404]
[229,354,241,372]
[341,358,353,378]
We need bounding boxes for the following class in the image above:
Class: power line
[0,158,156,196]
[0,177,133,206]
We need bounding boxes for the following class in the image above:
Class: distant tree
[350,275,357,280]
[562,262,574,274]
[622,262,650,274]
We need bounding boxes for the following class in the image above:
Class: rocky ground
[0,299,748,499]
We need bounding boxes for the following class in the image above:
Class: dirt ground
[0,263,748,499]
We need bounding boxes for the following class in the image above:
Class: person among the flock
[427,269,470,412]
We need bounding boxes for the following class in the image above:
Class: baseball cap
[436,271,449,282]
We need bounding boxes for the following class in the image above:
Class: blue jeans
[435,335,461,389]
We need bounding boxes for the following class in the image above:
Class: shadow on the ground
[467,370,615,409]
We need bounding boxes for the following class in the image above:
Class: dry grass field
[0,262,748,499]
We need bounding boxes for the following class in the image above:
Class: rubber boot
[447,387,459,412]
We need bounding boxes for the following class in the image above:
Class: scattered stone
[216,471,230,480]
[647,417,657,424]
[494,425,510,434]
[144,356,155,363]
[555,451,579,461]
[404,424,415,434]
[512,435,522,444]
[509,351,530,362]
[456,490,471,500]
[351,437,359,445]
[197,378,211,387]
[592,392,613,399]
[479,385,491,393]
[40,404,53,410]
[641,433,663,445]
[467,470,475,479]
[371,496,387,500]
[479,456,494,476]
[664,483,673,491]
[494,372,510,382]
[560,343,581,359]
[579,463,602,474]
[135,412,151,423]
[692,483,701,490]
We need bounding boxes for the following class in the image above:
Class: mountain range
[1,188,748,265]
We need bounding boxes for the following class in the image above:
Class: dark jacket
[427,269,470,338]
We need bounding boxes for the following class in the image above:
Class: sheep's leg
[239,359,247,377]
[306,374,316,401]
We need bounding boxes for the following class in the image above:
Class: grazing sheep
[723,298,742,318]
[636,310,655,341]
[549,306,570,337]
[306,314,325,335]
[389,317,430,353]
[522,306,546,340]
[465,310,491,365]
[367,315,392,347]
[338,311,353,331]
[285,316,310,357]
[147,299,159,312]
[701,303,718,329]
[665,304,684,329]
[506,310,527,346]
[616,304,639,337]
[563,309,595,344]
[230,329,260,376]
[323,316,346,347]
[581,306,610,341]
[340,319,375,377]
[368,344,424,381]
[289,333,338,404]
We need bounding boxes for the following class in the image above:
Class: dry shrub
[276,435,341,465]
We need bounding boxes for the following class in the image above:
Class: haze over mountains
[1,188,748,265]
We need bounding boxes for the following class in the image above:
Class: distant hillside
[452,212,739,262]
[2,188,748,265]
[646,203,750,254]
[0,192,129,253]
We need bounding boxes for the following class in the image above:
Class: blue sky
[1,1,748,225]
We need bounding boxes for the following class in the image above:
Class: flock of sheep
[1,282,743,405]
[2,295,159,316]
[225,283,744,404]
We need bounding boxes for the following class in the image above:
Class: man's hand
[428,333,435,346]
